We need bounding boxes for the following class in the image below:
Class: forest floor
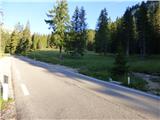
[26,49,160,95]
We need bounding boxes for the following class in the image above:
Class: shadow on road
[14,56,160,117]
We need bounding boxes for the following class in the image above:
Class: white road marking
[21,84,30,96]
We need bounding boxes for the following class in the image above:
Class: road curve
[11,56,160,120]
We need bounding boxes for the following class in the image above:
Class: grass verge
[0,98,3,110]
[0,97,13,110]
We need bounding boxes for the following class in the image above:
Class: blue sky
[1,0,145,34]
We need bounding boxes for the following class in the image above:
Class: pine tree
[46,34,52,48]
[16,21,31,54]
[153,2,160,54]
[31,34,36,50]
[123,7,135,56]
[10,31,19,54]
[45,0,70,58]
[1,30,10,53]
[79,6,87,55]
[66,6,80,55]
[136,2,150,57]
[111,43,129,81]
[114,17,124,53]
[9,23,23,54]
[65,6,87,56]
[95,8,110,55]
[86,29,95,51]
[109,21,117,53]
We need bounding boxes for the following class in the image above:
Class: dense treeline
[44,0,160,57]
[105,1,160,56]
[1,22,48,54]
[1,0,160,57]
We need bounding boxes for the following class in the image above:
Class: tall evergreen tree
[114,17,124,53]
[9,23,23,54]
[1,30,10,53]
[153,3,160,54]
[95,8,110,55]
[31,34,36,50]
[123,7,135,56]
[136,2,150,57]
[66,6,80,55]
[109,22,118,53]
[46,34,52,48]
[79,6,87,55]
[45,0,70,58]
[10,31,19,54]
[65,6,87,56]
[16,21,31,54]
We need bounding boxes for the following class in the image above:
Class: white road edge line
[21,84,30,96]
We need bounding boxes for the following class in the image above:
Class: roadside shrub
[126,76,148,91]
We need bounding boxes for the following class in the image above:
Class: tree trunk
[126,39,129,56]
[142,38,146,58]
[140,37,146,58]
[59,46,63,60]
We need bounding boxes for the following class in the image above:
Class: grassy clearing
[27,49,114,80]
[128,55,160,75]
[27,49,160,77]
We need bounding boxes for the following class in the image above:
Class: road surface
[11,56,160,120]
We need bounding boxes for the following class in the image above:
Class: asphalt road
[11,56,160,120]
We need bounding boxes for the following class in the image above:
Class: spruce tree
[153,3,160,54]
[10,31,19,54]
[16,22,31,54]
[31,34,36,50]
[9,23,23,54]
[136,2,150,57]
[45,0,70,58]
[109,22,117,53]
[95,8,110,55]
[66,6,87,56]
[123,7,135,56]
[111,43,129,81]
[79,6,87,55]
[68,6,80,55]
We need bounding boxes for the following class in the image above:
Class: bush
[111,44,129,81]
[126,76,148,91]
